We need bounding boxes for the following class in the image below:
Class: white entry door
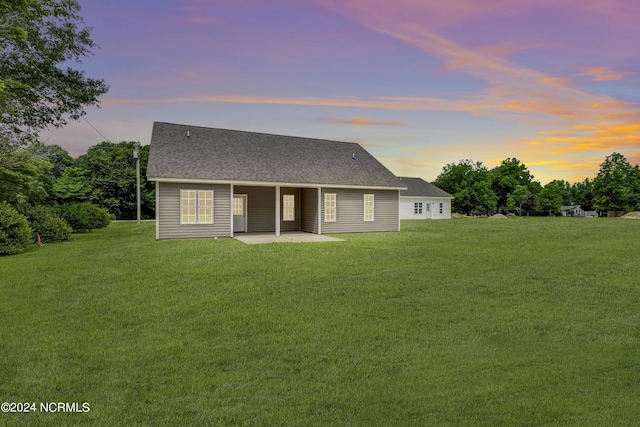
[233,195,247,233]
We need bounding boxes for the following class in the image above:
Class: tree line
[433,153,640,216]
[5,139,637,222]
[1,140,154,218]
[0,140,155,254]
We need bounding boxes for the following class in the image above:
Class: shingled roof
[147,122,405,189]
[399,177,452,198]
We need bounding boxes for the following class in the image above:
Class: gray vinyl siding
[157,183,399,238]
[321,188,399,233]
[234,186,275,233]
[301,188,319,234]
[157,182,231,239]
[280,187,301,232]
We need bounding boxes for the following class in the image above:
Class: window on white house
[426,203,431,212]
[283,194,295,221]
[181,190,213,224]
[325,193,336,222]
[414,202,423,214]
[439,203,443,214]
[364,194,374,221]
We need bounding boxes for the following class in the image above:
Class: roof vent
[352,152,356,160]
[187,130,190,138]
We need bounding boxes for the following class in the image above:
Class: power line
[81,115,112,143]
[15,60,113,144]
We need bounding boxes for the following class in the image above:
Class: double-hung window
[414,202,423,214]
[283,194,295,221]
[181,190,213,224]
[364,194,374,221]
[324,193,336,222]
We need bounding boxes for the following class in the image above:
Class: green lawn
[1,218,639,426]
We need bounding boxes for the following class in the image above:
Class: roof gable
[147,122,404,189]
[399,177,452,198]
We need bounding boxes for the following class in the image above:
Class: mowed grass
[1,218,639,426]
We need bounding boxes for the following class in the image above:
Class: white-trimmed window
[181,190,213,224]
[426,203,431,212]
[439,203,443,214]
[324,193,336,222]
[364,194,374,221]
[283,194,295,221]
[414,202,423,214]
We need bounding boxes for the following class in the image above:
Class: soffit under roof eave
[148,176,407,191]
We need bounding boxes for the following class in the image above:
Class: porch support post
[317,187,322,235]
[298,188,302,232]
[230,184,234,237]
[397,190,401,231]
[275,185,281,236]
[155,181,160,239]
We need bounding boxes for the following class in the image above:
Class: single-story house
[561,205,582,216]
[146,122,407,239]
[561,205,598,217]
[398,177,452,220]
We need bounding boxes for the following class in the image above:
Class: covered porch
[230,185,322,237]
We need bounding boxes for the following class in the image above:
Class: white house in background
[561,205,584,216]
[398,177,452,220]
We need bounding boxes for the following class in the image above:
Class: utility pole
[134,141,141,224]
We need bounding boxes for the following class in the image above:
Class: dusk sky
[44,0,640,184]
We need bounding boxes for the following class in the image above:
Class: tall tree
[0,145,51,204]
[506,184,530,215]
[1,0,108,144]
[434,159,497,215]
[490,158,537,213]
[30,143,75,177]
[77,141,154,219]
[53,166,91,202]
[0,0,30,109]
[592,152,640,213]
[537,182,564,216]
[0,139,76,206]
[572,178,595,211]
[22,143,76,204]
[547,179,574,206]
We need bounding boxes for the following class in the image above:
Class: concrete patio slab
[234,232,343,244]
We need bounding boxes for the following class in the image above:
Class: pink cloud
[579,66,633,82]
[324,117,410,127]
[182,10,223,26]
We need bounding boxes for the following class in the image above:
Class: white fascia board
[400,195,452,200]
[148,177,407,191]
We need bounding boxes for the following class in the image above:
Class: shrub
[17,204,72,243]
[56,203,93,232]
[39,215,73,241]
[81,203,112,229]
[56,203,111,232]
[0,202,32,255]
